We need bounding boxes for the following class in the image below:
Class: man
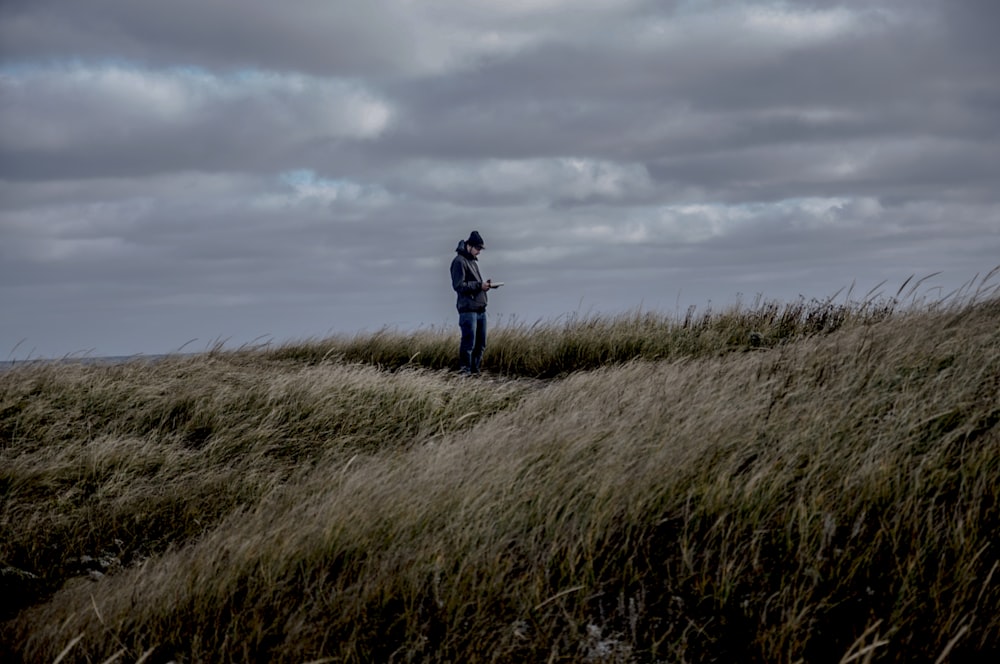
[450,230,493,375]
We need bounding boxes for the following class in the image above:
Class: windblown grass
[263,271,987,377]
[263,295,877,377]
[2,273,999,662]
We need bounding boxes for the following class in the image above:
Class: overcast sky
[2,0,998,359]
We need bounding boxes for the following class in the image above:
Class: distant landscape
[2,278,999,663]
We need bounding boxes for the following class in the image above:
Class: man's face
[469,244,483,256]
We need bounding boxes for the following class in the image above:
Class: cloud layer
[2,0,998,357]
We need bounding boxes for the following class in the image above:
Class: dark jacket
[450,240,488,313]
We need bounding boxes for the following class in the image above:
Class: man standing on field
[450,230,493,375]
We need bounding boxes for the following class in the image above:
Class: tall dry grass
[2,277,999,662]
[262,271,989,377]
[263,296,884,378]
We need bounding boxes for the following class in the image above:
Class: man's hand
[482,279,492,291]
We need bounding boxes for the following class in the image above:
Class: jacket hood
[455,239,476,259]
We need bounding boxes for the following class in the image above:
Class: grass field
[2,275,999,662]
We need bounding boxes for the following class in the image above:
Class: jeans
[458,311,487,373]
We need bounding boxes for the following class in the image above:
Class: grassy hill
[2,287,999,663]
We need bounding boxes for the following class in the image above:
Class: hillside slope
[2,299,999,662]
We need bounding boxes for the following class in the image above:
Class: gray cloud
[0,66,391,180]
[2,0,998,358]
[0,0,420,76]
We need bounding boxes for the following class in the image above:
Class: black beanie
[467,230,485,248]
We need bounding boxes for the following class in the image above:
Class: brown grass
[2,274,999,662]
